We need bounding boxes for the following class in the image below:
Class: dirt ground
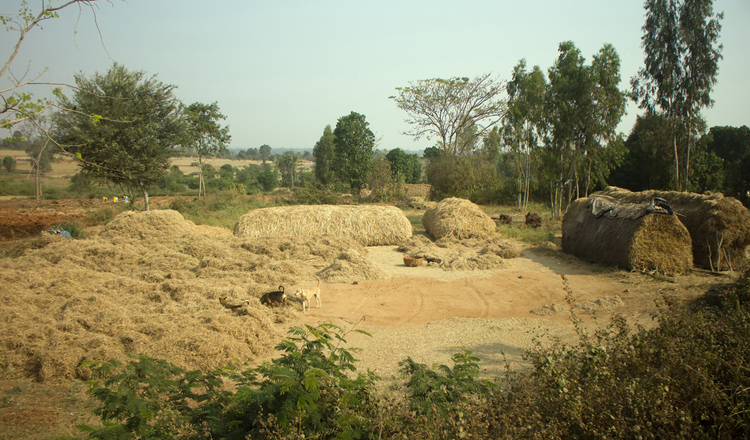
[0,198,724,439]
[273,245,716,380]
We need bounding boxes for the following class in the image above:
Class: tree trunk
[684,118,692,191]
[672,129,680,191]
[139,182,150,211]
[198,154,205,200]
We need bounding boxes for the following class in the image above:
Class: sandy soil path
[274,245,710,380]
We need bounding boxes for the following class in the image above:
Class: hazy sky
[6,0,749,153]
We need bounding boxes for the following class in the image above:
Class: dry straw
[562,196,693,274]
[233,204,412,246]
[597,187,750,271]
[0,209,382,383]
[422,197,497,240]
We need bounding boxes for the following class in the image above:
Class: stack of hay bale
[562,195,693,274]
[596,187,750,272]
[233,204,412,246]
[422,197,497,240]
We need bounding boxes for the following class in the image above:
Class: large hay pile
[233,204,412,246]
[597,187,750,271]
[422,198,497,240]
[0,209,367,382]
[562,196,693,274]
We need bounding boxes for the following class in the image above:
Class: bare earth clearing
[0,198,720,439]
[275,245,712,380]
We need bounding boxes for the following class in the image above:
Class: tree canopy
[385,148,422,184]
[631,0,723,190]
[313,125,336,185]
[55,63,185,210]
[503,59,548,210]
[332,112,375,191]
[184,101,231,199]
[546,41,627,215]
[391,74,506,156]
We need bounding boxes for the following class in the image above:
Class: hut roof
[563,196,693,274]
[595,187,750,271]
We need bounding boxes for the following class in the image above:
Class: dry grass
[597,186,750,271]
[0,209,381,383]
[422,197,497,240]
[398,234,522,271]
[233,204,412,246]
[563,196,693,274]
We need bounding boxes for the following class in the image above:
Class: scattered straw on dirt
[597,186,750,271]
[422,197,497,240]
[398,234,522,271]
[233,204,412,246]
[0,209,380,382]
[318,249,388,283]
[563,196,693,275]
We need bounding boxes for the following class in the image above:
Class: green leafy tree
[219,163,234,180]
[631,0,723,191]
[68,171,96,196]
[313,124,336,185]
[391,74,506,155]
[332,111,375,191]
[257,164,278,192]
[546,42,627,216]
[609,113,675,191]
[365,157,407,202]
[386,148,422,184]
[702,125,750,206]
[426,154,500,203]
[259,144,271,163]
[184,101,231,200]
[503,59,548,210]
[55,63,185,210]
[481,125,502,166]
[423,146,441,160]
[276,152,299,188]
[2,156,16,174]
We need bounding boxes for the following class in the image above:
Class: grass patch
[168,191,276,229]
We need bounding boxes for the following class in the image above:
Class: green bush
[288,184,344,205]
[86,207,117,226]
[486,274,750,439]
[49,221,85,239]
[77,323,379,440]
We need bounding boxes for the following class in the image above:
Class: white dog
[293,276,322,312]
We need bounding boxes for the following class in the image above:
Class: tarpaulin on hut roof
[596,187,750,271]
[562,196,693,275]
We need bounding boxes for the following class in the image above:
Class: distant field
[0,149,313,187]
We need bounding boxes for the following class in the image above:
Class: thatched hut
[596,187,750,271]
[233,204,412,246]
[562,196,693,274]
[422,197,496,240]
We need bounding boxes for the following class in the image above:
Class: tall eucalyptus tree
[631,0,723,190]
[503,60,548,210]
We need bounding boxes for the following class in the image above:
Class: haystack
[562,196,693,274]
[597,187,750,271]
[422,197,496,240]
[233,205,412,246]
[100,209,195,240]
